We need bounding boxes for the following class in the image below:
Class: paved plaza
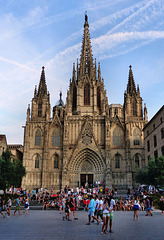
[0,209,164,240]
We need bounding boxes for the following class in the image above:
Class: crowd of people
[0,185,164,234]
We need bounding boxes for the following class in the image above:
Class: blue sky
[0,0,164,144]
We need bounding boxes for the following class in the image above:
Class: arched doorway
[80,160,94,187]
[69,148,105,188]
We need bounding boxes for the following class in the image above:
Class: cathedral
[22,14,148,191]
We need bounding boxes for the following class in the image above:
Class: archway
[69,148,105,188]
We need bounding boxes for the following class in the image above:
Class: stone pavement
[0,209,164,240]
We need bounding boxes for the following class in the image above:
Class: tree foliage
[135,156,164,187]
[0,149,26,192]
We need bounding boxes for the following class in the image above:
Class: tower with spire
[22,14,148,191]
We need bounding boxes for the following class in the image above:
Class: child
[23,198,29,215]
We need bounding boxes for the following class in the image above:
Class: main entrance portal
[80,174,93,188]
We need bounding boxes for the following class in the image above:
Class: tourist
[70,194,78,220]
[0,196,5,218]
[133,196,140,221]
[101,198,109,234]
[92,195,99,223]
[6,196,12,216]
[159,196,164,215]
[42,193,49,210]
[97,196,103,222]
[86,195,99,225]
[63,196,71,221]
[23,198,29,215]
[108,195,116,233]
[145,196,151,216]
[13,197,22,216]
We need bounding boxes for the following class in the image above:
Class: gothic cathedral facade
[22,15,148,191]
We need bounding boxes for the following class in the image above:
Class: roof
[143,105,164,130]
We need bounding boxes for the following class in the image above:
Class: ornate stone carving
[81,160,93,172]
[82,122,92,145]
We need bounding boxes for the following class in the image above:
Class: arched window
[113,127,123,146]
[38,103,42,117]
[115,154,120,168]
[53,154,59,169]
[84,84,90,105]
[97,86,101,110]
[35,129,41,146]
[134,154,140,168]
[52,128,60,147]
[35,154,40,168]
[133,128,140,146]
[133,101,137,116]
[72,85,77,112]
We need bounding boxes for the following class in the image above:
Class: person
[42,194,49,210]
[133,196,140,221]
[108,195,116,233]
[63,196,71,221]
[97,196,103,222]
[13,197,22,216]
[23,198,29,215]
[6,197,12,216]
[0,196,5,218]
[159,196,164,215]
[92,195,99,223]
[70,194,78,220]
[86,195,99,225]
[101,198,109,234]
[145,196,150,216]
[148,195,153,216]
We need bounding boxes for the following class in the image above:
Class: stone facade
[143,105,164,163]
[22,15,148,191]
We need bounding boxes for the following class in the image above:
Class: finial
[85,11,88,22]
[129,65,132,70]
[42,66,45,70]
[59,90,62,100]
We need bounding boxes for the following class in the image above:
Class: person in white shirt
[101,198,109,235]
[108,196,116,233]
[92,195,99,223]
[97,196,103,221]
[133,196,140,221]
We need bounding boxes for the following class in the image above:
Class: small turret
[137,84,140,97]
[144,103,148,121]
[26,104,30,121]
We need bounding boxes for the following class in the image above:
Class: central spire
[79,13,94,77]
[127,65,137,95]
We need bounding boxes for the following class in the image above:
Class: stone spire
[37,66,47,97]
[127,65,137,95]
[79,13,94,77]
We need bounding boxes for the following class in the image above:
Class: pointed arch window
[52,128,60,147]
[84,84,90,105]
[35,129,41,146]
[72,85,77,112]
[113,127,123,146]
[134,153,140,168]
[38,103,42,117]
[97,86,101,110]
[115,154,121,168]
[53,154,59,169]
[35,154,40,168]
[133,128,140,146]
[133,101,137,116]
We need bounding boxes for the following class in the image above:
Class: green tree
[135,156,164,187]
[0,149,26,193]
